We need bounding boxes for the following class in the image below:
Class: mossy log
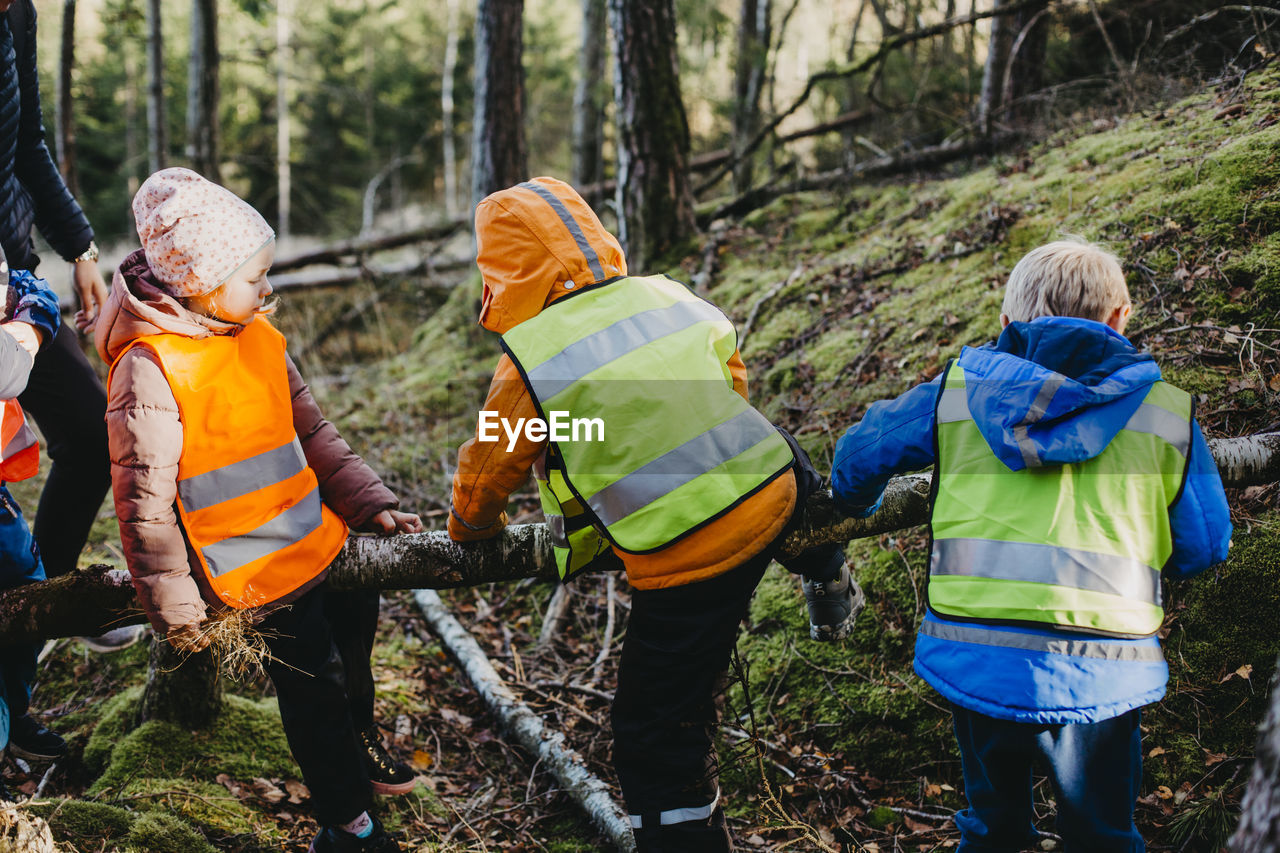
[0,431,1273,646]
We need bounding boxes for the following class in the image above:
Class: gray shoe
[803,562,865,641]
[78,625,147,653]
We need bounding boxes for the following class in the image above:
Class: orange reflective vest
[111,318,348,608]
[0,398,38,482]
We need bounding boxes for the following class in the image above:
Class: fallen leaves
[1221,663,1254,683]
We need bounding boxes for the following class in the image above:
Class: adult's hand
[72,259,108,333]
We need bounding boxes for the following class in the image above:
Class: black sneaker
[803,562,865,641]
[308,817,401,853]
[358,728,416,795]
[8,714,67,762]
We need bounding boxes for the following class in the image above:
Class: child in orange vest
[0,245,68,790]
[95,168,421,853]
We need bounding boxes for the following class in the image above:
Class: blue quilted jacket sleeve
[831,376,941,517]
[1163,420,1232,579]
[7,267,59,344]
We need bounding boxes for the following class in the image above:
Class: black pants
[261,583,381,826]
[611,444,843,852]
[16,323,110,578]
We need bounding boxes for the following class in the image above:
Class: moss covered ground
[6,67,1279,851]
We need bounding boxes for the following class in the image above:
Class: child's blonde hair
[1001,239,1130,324]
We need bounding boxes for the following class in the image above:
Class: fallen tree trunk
[271,220,467,273]
[270,256,473,292]
[413,589,636,852]
[699,134,1019,227]
[0,432,1274,645]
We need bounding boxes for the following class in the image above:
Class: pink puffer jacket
[95,249,398,635]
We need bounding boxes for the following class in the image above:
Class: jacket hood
[95,248,238,364]
[955,316,1162,470]
[473,177,627,334]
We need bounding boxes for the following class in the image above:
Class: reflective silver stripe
[629,790,719,828]
[919,618,1165,661]
[2,421,37,457]
[589,408,778,528]
[1013,376,1063,468]
[519,181,606,281]
[936,388,969,423]
[201,487,324,578]
[525,299,725,401]
[545,514,569,547]
[1124,402,1189,457]
[931,537,1161,605]
[178,437,307,512]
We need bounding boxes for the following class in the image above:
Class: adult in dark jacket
[0,0,112,596]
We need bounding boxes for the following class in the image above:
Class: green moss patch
[87,693,296,795]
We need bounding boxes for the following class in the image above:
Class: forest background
[7,0,1280,850]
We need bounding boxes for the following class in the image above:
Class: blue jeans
[0,485,45,751]
[951,704,1145,853]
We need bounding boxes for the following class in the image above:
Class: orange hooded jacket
[448,177,796,590]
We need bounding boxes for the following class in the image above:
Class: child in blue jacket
[831,239,1231,852]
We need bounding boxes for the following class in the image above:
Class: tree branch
[695,0,1057,195]
[0,432,1274,645]
[414,589,636,851]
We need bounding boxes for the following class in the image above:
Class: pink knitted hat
[132,168,275,298]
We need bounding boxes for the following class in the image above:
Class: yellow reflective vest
[929,363,1192,637]
[503,275,796,580]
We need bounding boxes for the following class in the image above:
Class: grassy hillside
[11,65,1280,852]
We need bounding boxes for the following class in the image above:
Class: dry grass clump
[0,803,57,853]
[179,607,293,682]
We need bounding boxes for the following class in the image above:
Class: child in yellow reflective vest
[96,168,422,853]
[448,177,859,852]
[831,239,1232,851]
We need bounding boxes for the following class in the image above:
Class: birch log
[0,432,1275,645]
[414,589,636,852]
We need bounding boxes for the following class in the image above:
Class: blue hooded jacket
[831,316,1232,723]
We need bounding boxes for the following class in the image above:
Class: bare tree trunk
[441,0,461,217]
[842,0,871,154]
[964,0,978,107]
[145,0,166,172]
[1233,656,1280,850]
[571,0,608,196]
[608,0,696,270]
[137,636,223,729]
[276,0,291,239]
[977,0,1012,135]
[55,0,76,194]
[978,0,1048,132]
[125,33,140,195]
[1000,0,1049,125]
[867,0,898,36]
[731,0,770,194]
[471,0,528,206]
[186,0,219,180]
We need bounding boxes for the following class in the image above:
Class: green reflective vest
[929,363,1192,638]
[503,275,795,581]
